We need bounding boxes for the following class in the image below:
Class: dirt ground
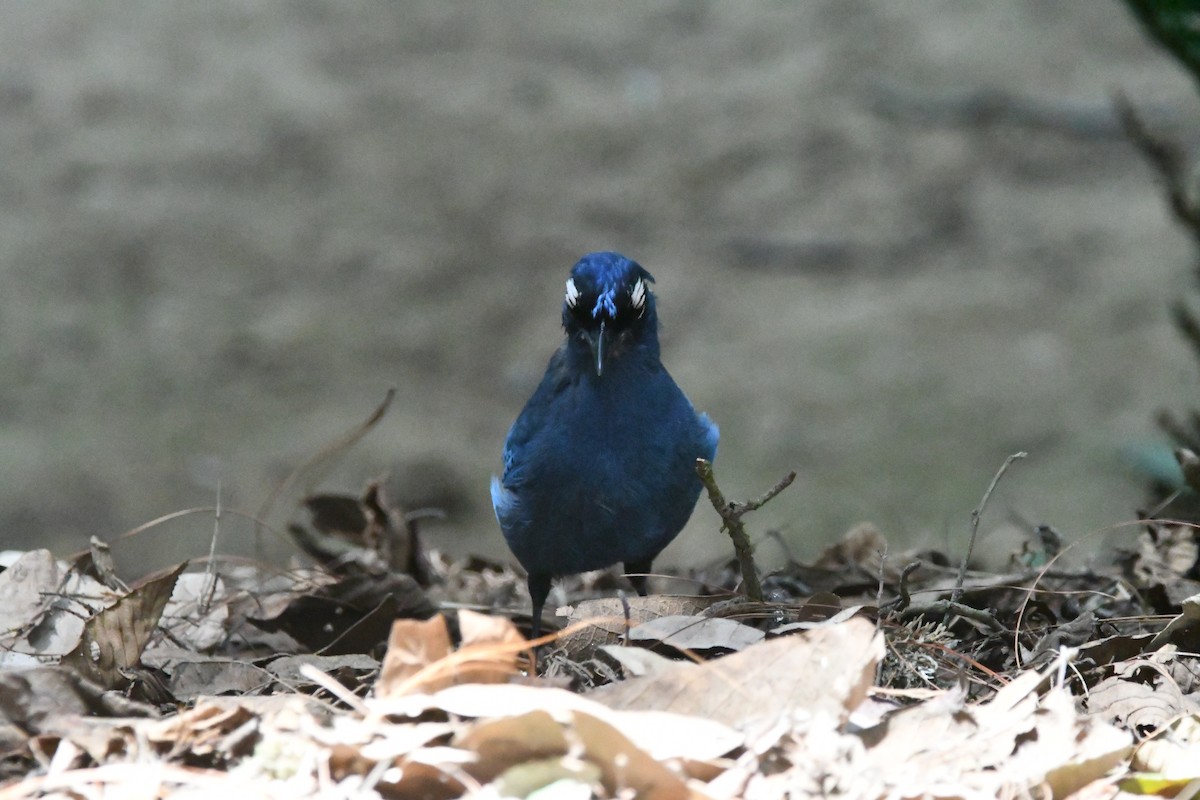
[2,2,1198,574]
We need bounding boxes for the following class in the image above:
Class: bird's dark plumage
[491,251,719,638]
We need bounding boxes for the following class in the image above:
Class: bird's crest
[563,251,654,324]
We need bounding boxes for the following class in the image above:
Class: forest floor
[2,2,1199,575]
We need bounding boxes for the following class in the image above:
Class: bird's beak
[587,320,610,376]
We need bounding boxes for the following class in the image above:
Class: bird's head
[562,251,658,377]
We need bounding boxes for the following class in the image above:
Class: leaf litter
[4,448,1200,797]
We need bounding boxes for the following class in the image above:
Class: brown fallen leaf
[375,611,526,698]
[571,711,690,800]
[459,607,526,650]
[61,562,187,690]
[375,615,453,698]
[455,710,570,783]
[813,521,888,570]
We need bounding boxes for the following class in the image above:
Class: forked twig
[695,459,796,602]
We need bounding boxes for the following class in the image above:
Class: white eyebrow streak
[630,278,645,310]
[565,278,580,307]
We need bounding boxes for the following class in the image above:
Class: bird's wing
[490,475,516,526]
[499,345,571,483]
[697,411,720,461]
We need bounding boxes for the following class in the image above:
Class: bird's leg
[527,572,552,641]
[624,560,652,596]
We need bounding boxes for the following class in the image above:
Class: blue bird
[491,251,719,639]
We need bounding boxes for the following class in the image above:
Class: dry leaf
[629,615,764,652]
[458,608,525,649]
[61,563,186,689]
[599,645,692,678]
[0,550,104,656]
[268,653,379,687]
[1150,591,1200,648]
[0,550,60,644]
[1132,713,1200,778]
[557,595,717,658]
[375,612,524,698]
[813,522,887,569]
[1037,690,1138,799]
[592,617,883,728]
[456,710,570,782]
[497,757,602,799]
[372,682,742,764]
[162,572,229,652]
[376,615,453,698]
[169,659,268,698]
[19,564,113,658]
[571,711,689,800]
[1086,659,1200,733]
[853,671,1131,798]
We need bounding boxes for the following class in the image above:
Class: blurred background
[2,1,1198,573]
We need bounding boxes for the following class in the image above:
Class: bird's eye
[630,278,646,315]
[565,278,580,308]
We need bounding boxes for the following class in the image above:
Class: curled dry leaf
[1150,591,1200,648]
[813,522,888,570]
[61,563,187,690]
[375,611,525,698]
[376,615,453,698]
[458,607,526,650]
[1085,658,1200,733]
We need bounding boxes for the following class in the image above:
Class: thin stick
[893,560,922,613]
[695,459,796,602]
[200,480,222,614]
[952,452,1026,605]
[899,600,1007,634]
